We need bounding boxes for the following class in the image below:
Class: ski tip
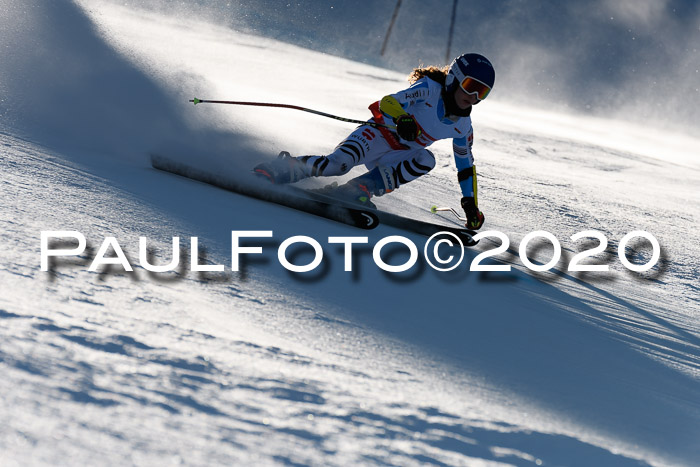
[352,211,379,230]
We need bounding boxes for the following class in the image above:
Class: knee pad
[394,150,435,185]
[414,149,437,171]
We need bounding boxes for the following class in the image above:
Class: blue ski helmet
[445,53,495,100]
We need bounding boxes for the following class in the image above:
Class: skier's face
[454,87,480,109]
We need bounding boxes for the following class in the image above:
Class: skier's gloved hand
[395,114,420,141]
[461,196,485,230]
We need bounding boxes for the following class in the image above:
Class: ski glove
[461,196,485,230]
[395,114,420,141]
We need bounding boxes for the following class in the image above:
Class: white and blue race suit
[298,76,477,198]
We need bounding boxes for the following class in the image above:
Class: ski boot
[253,151,309,184]
[313,181,376,209]
[312,165,396,209]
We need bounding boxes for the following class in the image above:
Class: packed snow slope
[1,1,699,466]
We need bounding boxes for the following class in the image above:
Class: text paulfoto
[40,230,661,275]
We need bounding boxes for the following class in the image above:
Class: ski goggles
[460,76,492,100]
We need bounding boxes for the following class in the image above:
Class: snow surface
[1,1,699,466]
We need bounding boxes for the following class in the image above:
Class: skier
[253,53,494,230]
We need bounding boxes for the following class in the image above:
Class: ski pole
[189,98,396,131]
[430,205,467,222]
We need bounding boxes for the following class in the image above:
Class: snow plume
[432,0,700,136]
[88,0,700,137]
[599,0,673,28]
[0,0,256,163]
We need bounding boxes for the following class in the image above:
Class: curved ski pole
[430,205,467,222]
[189,97,396,131]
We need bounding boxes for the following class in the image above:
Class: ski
[294,188,478,247]
[149,155,379,230]
[150,155,475,245]
[375,209,478,247]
